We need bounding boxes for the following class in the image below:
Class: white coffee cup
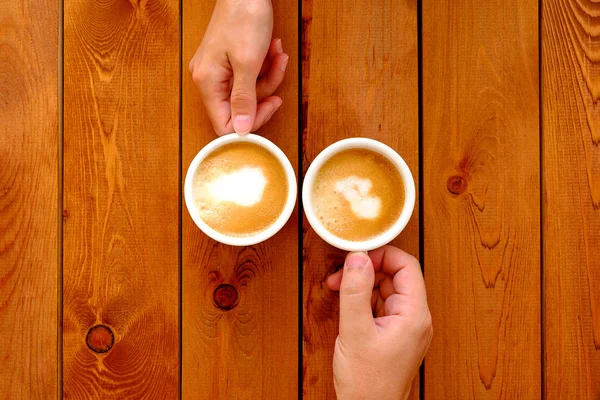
[302,138,415,252]
[184,133,297,246]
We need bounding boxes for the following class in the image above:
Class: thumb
[230,68,258,134]
[339,252,376,340]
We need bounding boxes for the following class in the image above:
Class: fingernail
[345,252,369,269]
[233,115,252,134]
[280,55,289,72]
[275,38,283,54]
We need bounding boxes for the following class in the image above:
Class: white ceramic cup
[184,133,297,246]
[302,137,415,252]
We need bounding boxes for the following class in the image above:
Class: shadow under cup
[302,138,416,252]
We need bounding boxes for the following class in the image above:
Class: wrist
[217,0,272,10]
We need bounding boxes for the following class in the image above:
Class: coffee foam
[206,167,266,207]
[192,142,288,237]
[334,176,381,219]
[311,148,404,242]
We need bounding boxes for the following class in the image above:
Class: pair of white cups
[184,134,415,252]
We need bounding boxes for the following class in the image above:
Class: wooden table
[1,0,599,398]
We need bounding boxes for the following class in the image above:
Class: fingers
[338,252,377,340]
[191,65,235,135]
[257,38,288,101]
[332,267,388,317]
[203,97,234,136]
[229,66,259,134]
[370,288,379,310]
[328,247,424,299]
[229,56,287,132]
[256,54,288,100]
[268,38,284,59]
[373,289,386,318]
[258,59,271,78]
[328,265,395,300]
[256,53,288,100]
[190,37,287,135]
[326,268,343,290]
[383,293,405,316]
[229,38,286,134]
[258,38,283,77]
[374,271,396,300]
[368,246,428,311]
[253,96,282,131]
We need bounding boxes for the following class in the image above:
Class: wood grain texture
[0,0,58,398]
[181,0,299,398]
[302,0,419,398]
[542,0,600,397]
[63,0,180,397]
[423,0,540,398]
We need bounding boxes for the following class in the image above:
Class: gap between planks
[57,0,64,397]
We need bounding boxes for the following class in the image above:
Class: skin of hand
[326,246,433,400]
[189,0,289,135]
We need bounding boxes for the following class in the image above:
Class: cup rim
[302,137,415,252]
[184,133,297,246]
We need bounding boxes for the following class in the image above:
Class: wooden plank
[542,0,600,397]
[181,0,299,398]
[0,0,58,398]
[422,0,540,397]
[302,0,419,398]
[63,0,180,397]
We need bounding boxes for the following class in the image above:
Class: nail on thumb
[345,252,369,269]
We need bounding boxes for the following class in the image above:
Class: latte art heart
[334,176,381,219]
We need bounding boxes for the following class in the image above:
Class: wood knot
[213,284,238,310]
[62,209,70,220]
[86,324,114,354]
[446,175,468,195]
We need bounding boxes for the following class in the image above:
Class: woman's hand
[327,246,433,400]
[189,0,289,135]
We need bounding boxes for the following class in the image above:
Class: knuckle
[230,88,254,104]
[232,52,264,69]
[340,278,366,296]
[421,312,433,338]
[406,253,420,267]
[191,69,208,86]
[340,281,356,294]
[190,61,212,87]
[407,310,432,339]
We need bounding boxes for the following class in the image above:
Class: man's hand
[327,246,433,400]
[189,0,289,135]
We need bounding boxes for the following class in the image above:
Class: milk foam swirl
[207,167,266,207]
[334,176,381,219]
